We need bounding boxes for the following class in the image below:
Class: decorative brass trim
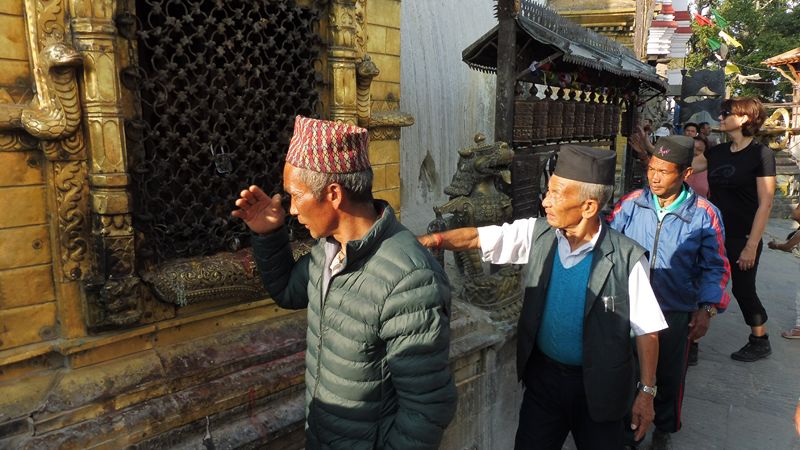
[68,0,147,329]
[368,110,415,141]
[54,160,90,281]
[356,55,380,127]
[0,1,83,143]
[0,0,92,289]
[328,0,359,124]
[354,0,367,57]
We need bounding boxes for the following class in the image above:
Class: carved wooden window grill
[121,0,324,263]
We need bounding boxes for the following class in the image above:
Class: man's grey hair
[577,181,614,207]
[293,166,374,203]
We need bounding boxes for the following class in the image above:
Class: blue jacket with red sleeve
[606,186,731,313]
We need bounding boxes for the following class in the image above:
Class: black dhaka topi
[553,144,616,185]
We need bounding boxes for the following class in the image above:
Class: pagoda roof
[462,1,666,91]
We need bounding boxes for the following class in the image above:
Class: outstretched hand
[231,185,286,235]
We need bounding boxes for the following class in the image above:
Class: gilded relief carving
[330,1,357,49]
[103,235,135,277]
[0,43,83,141]
[0,132,38,152]
[37,0,67,45]
[328,0,359,124]
[0,0,82,144]
[42,126,85,160]
[55,160,89,281]
[354,0,367,57]
[368,111,414,141]
[99,214,134,237]
[68,0,144,329]
[356,55,380,127]
[97,276,144,326]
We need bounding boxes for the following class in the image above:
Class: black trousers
[515,353,624,450]
[652,312,691,433]
[726,238,767,326]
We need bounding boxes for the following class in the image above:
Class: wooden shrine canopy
[763,48,800,67]
[462,1,667,93]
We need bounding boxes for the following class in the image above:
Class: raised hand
[231,185,286,235]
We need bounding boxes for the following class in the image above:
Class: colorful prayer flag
[718,30,742,48]
[694,13,714,27]
[724,62,741,75]
[711,9,729,29]
[706,37,722,51]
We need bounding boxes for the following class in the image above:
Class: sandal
[781,328,800,339]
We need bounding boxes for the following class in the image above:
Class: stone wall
[398,0,498,234]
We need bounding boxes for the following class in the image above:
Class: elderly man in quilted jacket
[232,116,457,449]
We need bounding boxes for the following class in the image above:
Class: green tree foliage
[687,0,800,100]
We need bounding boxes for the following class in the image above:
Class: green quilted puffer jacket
[252,202,457,449]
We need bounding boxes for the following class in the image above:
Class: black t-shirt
[706,141,776,238]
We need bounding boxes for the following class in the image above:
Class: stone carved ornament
[428,134,523,322]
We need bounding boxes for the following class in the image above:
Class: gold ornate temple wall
[0,0,418,447]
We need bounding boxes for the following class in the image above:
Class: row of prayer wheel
[513,95,622,145]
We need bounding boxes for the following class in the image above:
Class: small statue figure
[427,133,522,321]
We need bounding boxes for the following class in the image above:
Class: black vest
[517,220,648,422]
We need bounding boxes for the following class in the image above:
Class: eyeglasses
[719,110,734,118]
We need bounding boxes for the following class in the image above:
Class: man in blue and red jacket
[607,135,731,449]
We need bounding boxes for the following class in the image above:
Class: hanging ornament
[694,14,713,26]
[736,73,762,84]
[558,72,572,88]
[718,30,742,48]
[711,9,729,29]
[724,62,741,75]
[718,43,730,60]
[706,37,722,51]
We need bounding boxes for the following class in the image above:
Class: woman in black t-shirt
[706,97,776,362]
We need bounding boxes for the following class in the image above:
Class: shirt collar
[554,223,602,257]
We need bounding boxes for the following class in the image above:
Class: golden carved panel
[332,63,357,107]
[54,160,89,280]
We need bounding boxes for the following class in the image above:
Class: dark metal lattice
[124,0,323,263]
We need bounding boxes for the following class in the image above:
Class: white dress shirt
[477,218,667,336]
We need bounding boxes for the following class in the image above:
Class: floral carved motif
[330,1,358,49]
[55,161,89,280]
[354,0,367,56]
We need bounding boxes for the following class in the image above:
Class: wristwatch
[637,382,657,397]
[702,304,718,317]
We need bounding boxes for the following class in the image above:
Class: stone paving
[565,218,800,450]
[667,218,800,450]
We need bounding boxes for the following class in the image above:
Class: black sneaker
[731,334,772,362]
[687,342,699,366]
